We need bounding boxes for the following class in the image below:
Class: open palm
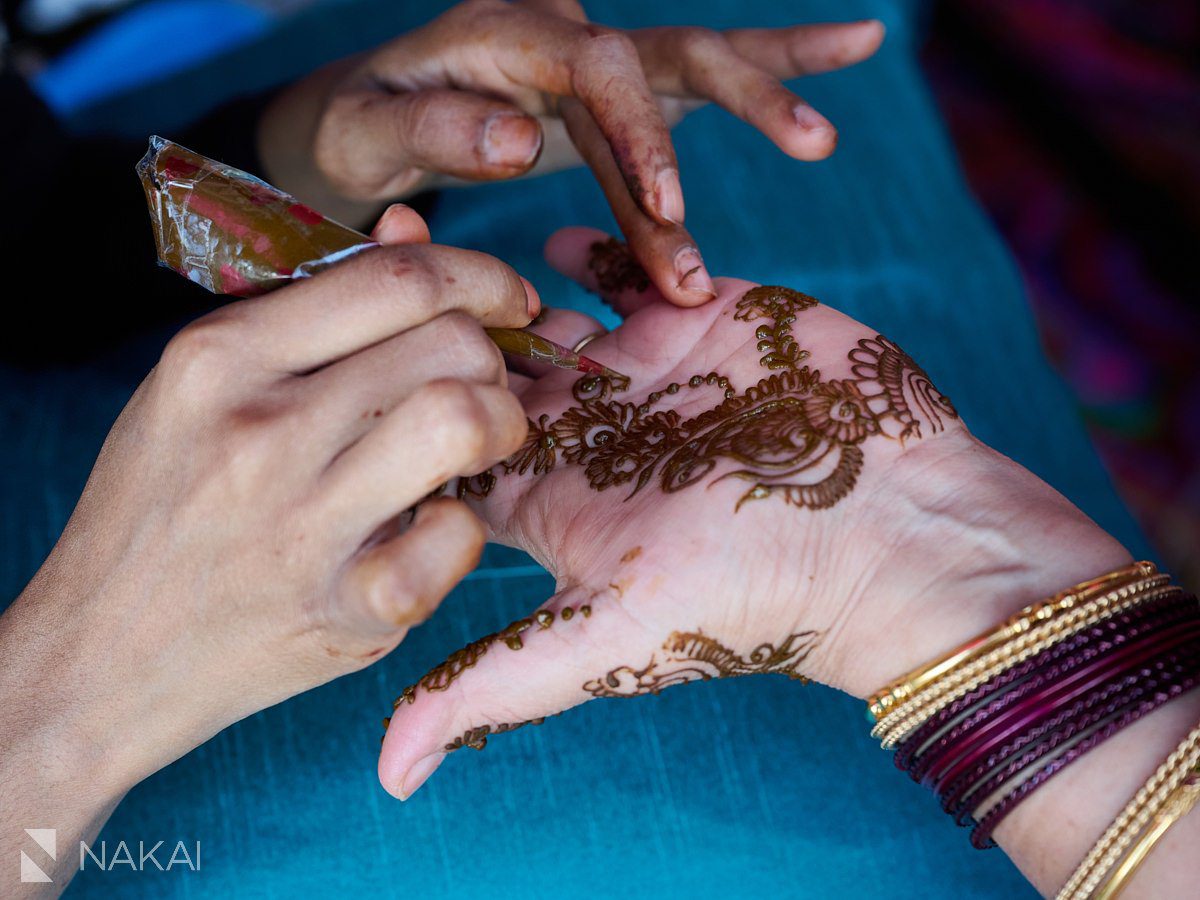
[377,227,1039,799]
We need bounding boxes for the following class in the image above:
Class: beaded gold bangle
[1057,722,1200,900]
[873,578,1175,748]
[868,561,1156,723]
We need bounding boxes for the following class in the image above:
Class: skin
[257,0,885,305]
[0,206,534,897]
[379,228,1198,899]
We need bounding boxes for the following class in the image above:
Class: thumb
[378,584,663,800]
[378,583,822,799]
[322,87,544,199]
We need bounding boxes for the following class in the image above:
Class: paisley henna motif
[484,284,954,511]
[584,630,820,698]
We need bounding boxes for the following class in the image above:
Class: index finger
[233,243,535,374]
[375,4,683,225]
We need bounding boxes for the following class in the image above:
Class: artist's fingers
[338,498,485,636]
[561,100,714,307]
[379,588,663,799]
[319,87,544,199]
[515,0,585,18]
[318,379,527,531]
[233,243,533,374]
[303,312,509,448]
[723,20,885,80]
[369,203,432,245]
[375,4,680,225]
[634,27,836,161]
[544,227,662,318]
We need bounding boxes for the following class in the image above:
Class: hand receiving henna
[258,0,883,305]
[378,228,1130,799]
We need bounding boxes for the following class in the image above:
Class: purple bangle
[925,617,1200,794]
[927,620,1200,796]
[947,640,1200,823]
[896,591,1192,778]
[882,584,1200,853]
[970,675,1200,849]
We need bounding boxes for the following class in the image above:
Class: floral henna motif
[584,630,821,698]
[479,285,954,511]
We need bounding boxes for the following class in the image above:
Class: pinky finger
[339,498,485,635]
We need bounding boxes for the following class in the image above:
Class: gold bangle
[1093,763,1200,900]
[867,562,1155,722]
[1058,722,1200,900]
[873,579,1174,747]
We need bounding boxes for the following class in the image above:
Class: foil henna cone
[138,135,374,296]
[137,135,628,381]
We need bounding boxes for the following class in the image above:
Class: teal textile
[3,0,1151,897]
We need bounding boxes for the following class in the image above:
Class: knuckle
[397,89,444,139]
[157,312,242,394]
[675,26,723,56]
[435,313,506,383]
[421,380,492,459]
[372,245,441,314]
[581,28,637,60]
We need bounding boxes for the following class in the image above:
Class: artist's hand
[0,207,534,827]
[378,228,1130,799]
[258,0,883,305]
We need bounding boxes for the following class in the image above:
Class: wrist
[828,436,1132,699]
[1,575,160,802]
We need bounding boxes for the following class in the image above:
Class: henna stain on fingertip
[587,237,650,298]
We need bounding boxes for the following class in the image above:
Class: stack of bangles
[865,561,1200,898]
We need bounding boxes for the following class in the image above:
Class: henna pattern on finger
[444,718,546,753]
[587,237,651,298]
[584,630,821,698]
[467,285,956,511]
[392,602,595,709]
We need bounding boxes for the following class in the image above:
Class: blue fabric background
[2,0,1153,897]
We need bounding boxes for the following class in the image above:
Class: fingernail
[481,113,543,168]
[654,168,685,225]
[520,276,541,319]
[793,104,835,134]
[674,247,715,298]
[400,753,445,800]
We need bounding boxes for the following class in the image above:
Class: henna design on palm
[465,285,957,511]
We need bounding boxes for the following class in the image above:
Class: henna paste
[584,630,821,698]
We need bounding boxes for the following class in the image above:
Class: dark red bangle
[882,587,1200,852]
[947,639,1200,824]
[970,674,1200,848]
[895,590,1193,777]
[902,594,1195,787]
[926,620,1200,795]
